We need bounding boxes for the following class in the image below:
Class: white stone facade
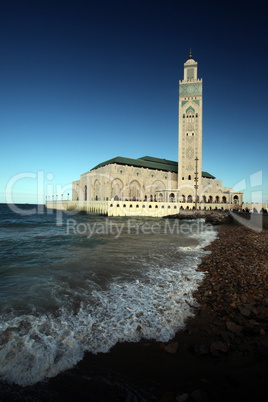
[72,162,178,203]
[72,164,242,208]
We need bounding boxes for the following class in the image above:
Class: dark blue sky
[1,0,267,203]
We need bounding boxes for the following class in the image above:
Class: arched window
[187,195,192,203]
[169,193,175,202]
[84,185,87,201]
[233,195,239,204]
[188,175,191,180]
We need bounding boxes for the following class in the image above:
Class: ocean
[0,204,217,386]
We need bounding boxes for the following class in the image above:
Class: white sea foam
[0,224,218,386]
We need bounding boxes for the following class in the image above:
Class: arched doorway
[111,178,124,200]
[129,180,141,201]
[94,179,100,201]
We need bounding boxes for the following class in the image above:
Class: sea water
[0,204,217,386]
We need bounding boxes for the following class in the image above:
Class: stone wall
[242,203,268,213]
[46,200,234,217]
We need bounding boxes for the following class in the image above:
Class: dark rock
[226,321,243,334]
[192,343,210,356]
[176,393,189,402]
[164,342,179,354]
[210,341,228,353]
[191,389,209,402]
[238,306,251,316]
[160,392,176,402]
[221,330,236,343]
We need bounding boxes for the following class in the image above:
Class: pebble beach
[1,221,268,401]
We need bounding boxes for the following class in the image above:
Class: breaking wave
[0,212,217,386]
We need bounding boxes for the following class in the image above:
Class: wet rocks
[164,211,233,226]
[188,225,268,365]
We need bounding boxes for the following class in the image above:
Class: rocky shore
[1,224,268,401]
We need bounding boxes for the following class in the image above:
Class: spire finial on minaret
[189,49,192,59]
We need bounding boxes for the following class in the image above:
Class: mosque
[69,52,243,216]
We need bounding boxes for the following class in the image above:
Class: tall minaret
[178,51,203,201]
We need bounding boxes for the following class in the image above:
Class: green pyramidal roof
[139,156,178,166]
[91,155,215,179]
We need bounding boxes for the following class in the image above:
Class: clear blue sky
[1,0,267,204]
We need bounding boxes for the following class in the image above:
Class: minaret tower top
[183,50,198,81]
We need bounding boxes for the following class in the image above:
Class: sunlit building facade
[72,53,243,211]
